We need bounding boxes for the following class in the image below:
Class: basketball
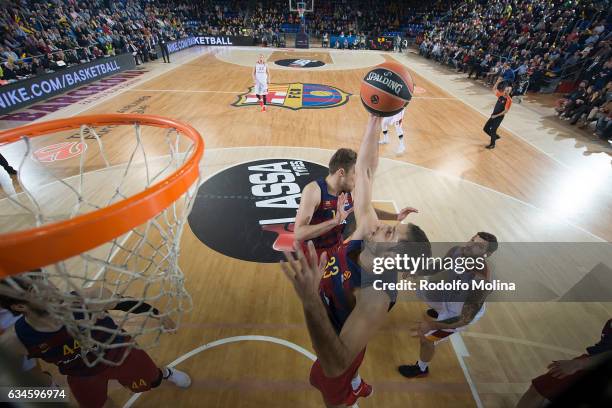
[360,61,415,116]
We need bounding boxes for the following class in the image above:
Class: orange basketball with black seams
[360,61,415,117]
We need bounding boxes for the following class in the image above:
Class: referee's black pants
[161,44,170,63]
[483,115,504,145]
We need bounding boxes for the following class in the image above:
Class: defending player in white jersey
[379,108,406,154]
[398,232,498,379]
[253,54,270,112]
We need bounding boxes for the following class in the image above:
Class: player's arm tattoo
[458,301,483,326]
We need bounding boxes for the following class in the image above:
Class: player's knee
[419,334,432,345]
[150,368,163,389]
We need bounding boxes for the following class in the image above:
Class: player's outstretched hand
[547,359,586,379]
[160,315,177,333]
[397,207,418,222]
[281,241,327,303]
[334,193,354,225]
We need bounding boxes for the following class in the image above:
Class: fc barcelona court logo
[232,83,351,110]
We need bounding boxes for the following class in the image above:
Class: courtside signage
[165,36,255,54]
[0,53,136,115]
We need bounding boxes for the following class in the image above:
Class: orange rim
[0,114,204,277]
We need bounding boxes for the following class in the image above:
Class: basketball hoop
[297,1,306,19]
[0,114,203,366]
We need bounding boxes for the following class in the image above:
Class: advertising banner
[0,53,135,115]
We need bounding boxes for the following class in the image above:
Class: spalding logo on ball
[360,61,415,117]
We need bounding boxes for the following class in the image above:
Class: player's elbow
[293,225,308,242]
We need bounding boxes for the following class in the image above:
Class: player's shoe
[396,141,406,154]
[344,379,373,405]
[398,363,429,378]
[164,367,192,388]
[426,308,438,319]
[262,105,266,112]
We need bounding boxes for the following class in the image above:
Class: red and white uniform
[381,108,405,132]
[254,62,268,95]
[417,246,488,344]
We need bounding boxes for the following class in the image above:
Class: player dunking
[0,279,191,408]
[282,115,431,407]
[380,107,406,154]
[294,148,418,259]
[253,54,270,112]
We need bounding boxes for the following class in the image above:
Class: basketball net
[0,115,202,367]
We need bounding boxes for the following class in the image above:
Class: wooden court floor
[1,48,611,408]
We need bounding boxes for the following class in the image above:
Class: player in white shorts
[253,54,270,112]
[398,232,498,378]
[380,108,406,154]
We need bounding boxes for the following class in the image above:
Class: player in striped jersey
[0,278,191,408]
[283,115,431,407]
[294,148,418,258]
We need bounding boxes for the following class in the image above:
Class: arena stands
[0,0,195,84]
[418,0,610,139]
[0,0,610,139]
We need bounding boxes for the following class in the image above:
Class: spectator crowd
[1,0,610,140]
[0,0,441,81]
[418,0,611,140]
[0,0,195,85]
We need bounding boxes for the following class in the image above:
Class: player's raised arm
[281,242,389,377]
[493,76,502,93]
[353,115,382,231]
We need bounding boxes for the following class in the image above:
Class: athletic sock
[417,360,429,371]
[162,367,171,379]
[351,374,362,390]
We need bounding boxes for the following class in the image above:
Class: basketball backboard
[289,0,314,13]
